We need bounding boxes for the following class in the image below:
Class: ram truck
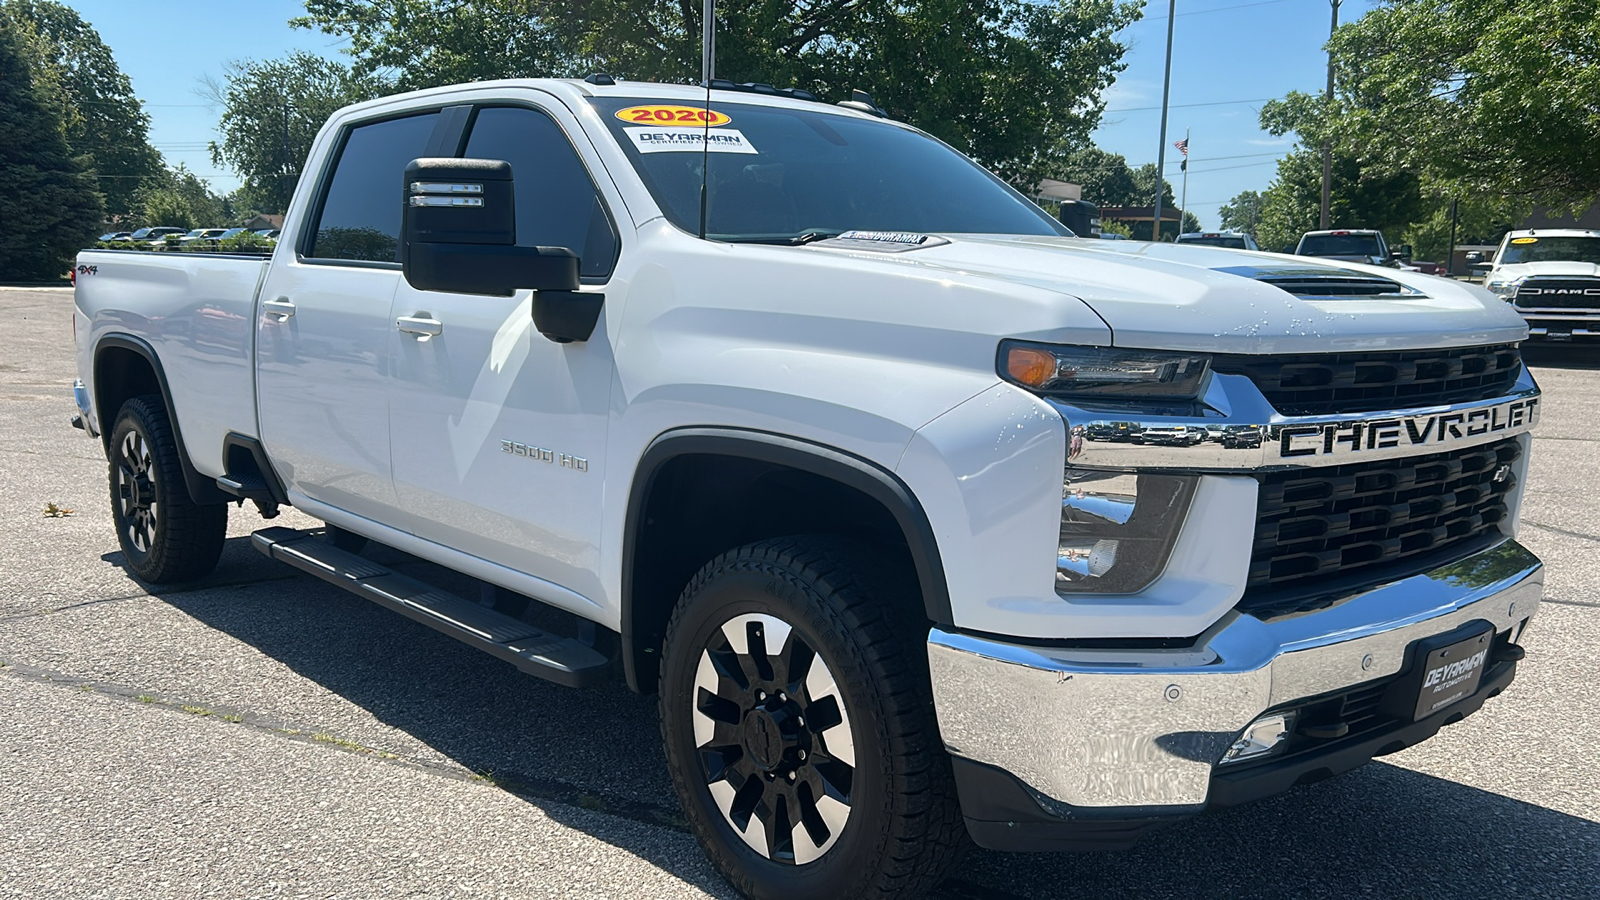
[1483,228,1600,340]
[71,79,1544,900]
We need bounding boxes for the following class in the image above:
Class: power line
[1140,0,1298,24]
[1104,96,1277,113]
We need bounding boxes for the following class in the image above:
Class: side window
[308,112,440,263]
[462,106,619,279]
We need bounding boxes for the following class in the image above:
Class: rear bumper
[927,539,1542,851]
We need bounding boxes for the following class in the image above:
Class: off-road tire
[660,537,965,900]
[107,396,227,583]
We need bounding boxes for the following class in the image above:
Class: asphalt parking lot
[2,284,1597,899]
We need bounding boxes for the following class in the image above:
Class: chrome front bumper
[928,540,1542,813]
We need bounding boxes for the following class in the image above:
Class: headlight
[1000,341,1211,401]
[1485,278,1521,302]
[1057,470,1196,593]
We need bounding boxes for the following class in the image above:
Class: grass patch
[135,694,158,704]
[221,714,243,723]
[180,705,214,717]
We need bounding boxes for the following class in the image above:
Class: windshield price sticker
[625,126,758,154]
[615,105,732,127]
[1511,237,1538,244]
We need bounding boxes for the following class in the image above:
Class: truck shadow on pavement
[124,536,1599,900]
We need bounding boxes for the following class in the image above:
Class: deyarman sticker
[625,126,758,155]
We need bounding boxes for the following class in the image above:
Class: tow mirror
[400,157,604,343]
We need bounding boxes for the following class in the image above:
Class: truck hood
[1489,261,1600,281]
[811,234,1528,354]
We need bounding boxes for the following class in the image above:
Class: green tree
[0,13,101,280]
[1251,150,1426,253]
[1060,147,1142,207]
[1399,194,1526,263]
[1218,190,1263,235]
[207,52,383,214]
[136,165,230,231]
[1,0,161,221]
[1327,0,1600,209]
[295,0,1143,190]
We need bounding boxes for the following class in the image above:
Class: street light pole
[1152,0,1176,242]
[1320,0,1341,230]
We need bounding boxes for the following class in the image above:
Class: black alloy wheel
[693,611,856,864]
[660,537,965,900]
[107,396,227,583]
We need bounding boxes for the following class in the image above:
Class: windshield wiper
[719,230,846,246]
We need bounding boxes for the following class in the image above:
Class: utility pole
[701,0,715,84]
[1447,196,1460,276]
[1320,0,1341,230]
[1152,0,1176,242]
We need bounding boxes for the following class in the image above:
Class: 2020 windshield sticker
[615,105,732,127]
[625,126,758,155]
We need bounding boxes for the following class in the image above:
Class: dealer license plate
[1413,628,1494,720]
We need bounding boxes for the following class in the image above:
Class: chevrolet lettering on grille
[1276,398,1539,459]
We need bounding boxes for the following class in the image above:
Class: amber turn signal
[1005,346,1059,387]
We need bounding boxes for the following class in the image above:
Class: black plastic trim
[220,432,290,506]
[620,427,953,692]
[92,334,229,505]
[951,757,1186,852]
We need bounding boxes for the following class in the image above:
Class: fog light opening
[1219,713,1295,765]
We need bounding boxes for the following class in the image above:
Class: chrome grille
[1240,438,1520,614]
[1211,344,1522,416]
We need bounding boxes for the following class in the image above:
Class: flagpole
[1180,128,1189,231]
[1152,0,1176,241]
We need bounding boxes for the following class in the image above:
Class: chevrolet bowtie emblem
[1493,464,1513,483]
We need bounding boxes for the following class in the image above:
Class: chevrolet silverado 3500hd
[71,79,1543,900]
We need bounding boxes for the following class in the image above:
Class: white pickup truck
[72,78,1544,899]
[1483,228,1600,339]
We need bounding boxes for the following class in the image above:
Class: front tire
[107,396,227,583]
[660,537,964,900]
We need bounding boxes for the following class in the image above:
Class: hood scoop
[1213,265,1421,299]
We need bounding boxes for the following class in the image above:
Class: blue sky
[69,0,1378,229]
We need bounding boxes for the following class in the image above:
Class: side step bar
[251,527,613,688]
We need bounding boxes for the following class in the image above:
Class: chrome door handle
[262,297,295,320]
[396,315,443,337]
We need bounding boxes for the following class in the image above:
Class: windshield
[590,98,1067,242]
[1179,235,1248,249]
[1298,234,1382,257]
[1499,236,1600,265]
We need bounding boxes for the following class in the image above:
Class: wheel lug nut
[787,771,796,782]
[755,690,765,701]
[796,717,804,727]
[777,692,786,701]
[797,749,806,760]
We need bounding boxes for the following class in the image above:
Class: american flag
[1174,138,1189,156]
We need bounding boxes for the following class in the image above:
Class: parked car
[1294,229,1407,268]
[99,231,133,242]
[72,78,1544,899]
[1483,228,1600,340]
[252,229,281,240]
[1176,231,1260,251]
[172,228,229,247]
[127,227,186,242]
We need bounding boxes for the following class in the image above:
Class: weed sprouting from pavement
[135,694,157,703]
[42,502,75,517]
[181,705,213,717]
[221,714,242,723]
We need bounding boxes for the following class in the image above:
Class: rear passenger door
[386,102,622,610]
[256,110,444,524]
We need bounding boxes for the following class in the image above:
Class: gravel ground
[2,285,1596,898]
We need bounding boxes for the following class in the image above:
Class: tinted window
[1298,234,1383,257]
[463,106,618,278]
[309,112,440,262]
[589,98,1065,242]
[1499,236,1600,265]
[1179,236,1248,249]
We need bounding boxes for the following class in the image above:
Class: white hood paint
[1490,261,1600,281]
[811,235,1529,355]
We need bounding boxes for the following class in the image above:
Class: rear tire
[659,537,964,900]
[107,396,227,583]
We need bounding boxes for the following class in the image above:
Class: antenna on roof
[698,0,715,240]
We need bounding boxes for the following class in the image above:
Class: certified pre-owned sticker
[615,105,732,127]
[625,126,758,154]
